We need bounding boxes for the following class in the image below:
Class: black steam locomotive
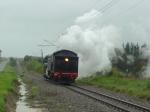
[43,50,79,83]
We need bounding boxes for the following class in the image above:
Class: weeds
[24,59,43,73]
[29,86,38,99]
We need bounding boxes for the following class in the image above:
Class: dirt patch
[5,80,20,112]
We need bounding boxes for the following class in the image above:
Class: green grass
[0,64,17,112]
[24,59,43,73]
[28,86,38,99]
[77,69,150,101]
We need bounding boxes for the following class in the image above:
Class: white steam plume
[57,9,122,77]
[141,46,150,78]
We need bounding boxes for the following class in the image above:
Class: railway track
[65,84,150,112]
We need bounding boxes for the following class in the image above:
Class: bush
[24,57,43,73]
[9,58,16,66]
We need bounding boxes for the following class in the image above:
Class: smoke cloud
[57,10,122,77]
[141,46,150,78]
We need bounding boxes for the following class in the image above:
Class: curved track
[65,84,150,112]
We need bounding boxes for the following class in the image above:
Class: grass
[77,69,150,101]
[24,59,43,73]
[28,86,38,99]
[0,64,17,112]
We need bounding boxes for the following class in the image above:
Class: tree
[112,42,148,77]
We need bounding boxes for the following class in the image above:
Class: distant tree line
[23,55,43,73]
[24,55,42,63]
[112,42,148,77]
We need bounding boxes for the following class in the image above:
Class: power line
[104,0,145,22]
[55,0,121,46]
[48,0,121,49]
[38,44,56,47]
[97,0,120,13]
[43,39,56,46]
[84,0,120,14]
[89,0,103,9]
[83,0,104,13]
[98,0,146,24]
[118,0,145,16]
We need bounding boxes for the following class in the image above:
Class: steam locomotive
[43,50,79,83]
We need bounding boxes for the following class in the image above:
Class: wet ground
[16,61,48,112]
[16,78,47,112]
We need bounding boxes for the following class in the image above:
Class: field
[77,70,150,101]
[0,64,17,112]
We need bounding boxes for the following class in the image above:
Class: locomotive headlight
[65,58,69,62]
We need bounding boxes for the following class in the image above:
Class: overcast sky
[0,0,149,57]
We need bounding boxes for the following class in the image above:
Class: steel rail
[66,84,150,112]
[66,86,130,112]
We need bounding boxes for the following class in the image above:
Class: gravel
[20,64,150,112]
[23,71,116,112]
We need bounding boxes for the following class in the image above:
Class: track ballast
[65,84,150,112]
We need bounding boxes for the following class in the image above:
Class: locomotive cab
[43,50,78,83]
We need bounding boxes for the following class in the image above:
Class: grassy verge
[0,64,17,112]
[24,59,43,73]
[77,69,150,101]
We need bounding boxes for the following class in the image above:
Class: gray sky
[0,0,149,57]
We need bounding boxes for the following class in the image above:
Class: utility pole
[41,49,43,62]
[38,39,57,62]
